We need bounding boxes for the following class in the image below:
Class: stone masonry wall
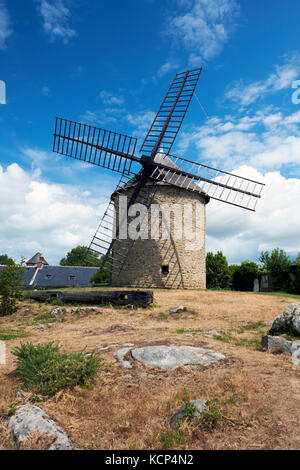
[111,185,207,289]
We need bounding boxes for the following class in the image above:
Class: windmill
[52,68,265,289]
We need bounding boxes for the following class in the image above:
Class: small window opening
[69,275,76,281]
[162,265,169,275]
[45,274,52,280]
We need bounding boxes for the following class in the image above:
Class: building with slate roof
[0,252,99,289]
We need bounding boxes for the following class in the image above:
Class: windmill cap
[111,150,210,203]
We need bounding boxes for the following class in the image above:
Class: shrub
[12,342,100,397]
[231,261,260,291]
[0,261,25,316]
[206,251,231,289]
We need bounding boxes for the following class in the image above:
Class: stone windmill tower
[52,68,265,289]
[110,151,210,288]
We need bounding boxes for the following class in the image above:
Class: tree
[0,261,25,316]
[206,251,231,289]
[259,248,291,291]
[60,246,101,267]
[90,255,111,284]
[0,254,15,265]
[232,261,260,291]
[60,246,110,284]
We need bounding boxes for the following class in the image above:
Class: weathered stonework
[111,183,208,289]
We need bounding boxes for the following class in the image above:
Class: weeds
[158,424,187,450]
[199,399,222,431]
[176,388,197,421]
[12,341,101,397]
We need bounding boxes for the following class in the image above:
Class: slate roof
[33,265,99,288]
[26,252,49,266]
[0,265,99,288]
[112,151,210,203]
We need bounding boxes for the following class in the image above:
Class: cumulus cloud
[207,167,300,263]
[0,1,12,49]
[225,53,300,107]
[99,91,124,107]
[37,0,76,43]
[176,107,300,172]
[0,163,107,264]
[166,0,239,64]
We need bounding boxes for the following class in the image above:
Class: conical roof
[112,151,209,203]
[26,252,49,266]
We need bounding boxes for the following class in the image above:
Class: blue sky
[1,0,300,265]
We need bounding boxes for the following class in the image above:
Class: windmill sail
[53,117,139,176]
[140,68,202,158]
[149,152,265,211]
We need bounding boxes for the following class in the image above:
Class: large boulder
[271,303,300,335]
[130,345,225,370]
[7,404,72,450]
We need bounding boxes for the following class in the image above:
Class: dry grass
[0,289,299,450]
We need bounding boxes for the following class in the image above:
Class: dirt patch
[0,290,299,449]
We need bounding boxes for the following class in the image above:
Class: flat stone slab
[130,345,225,370]
[7,404,72,450]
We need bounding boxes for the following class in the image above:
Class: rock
[205,330,222,337]
[51,308,63,316]
[169,306,184,314]
[271,303,300,335]
[35,324,47,330]
[6,404,72,450]
[131,345,225,370]
[137,372,155,378]
[261,335,300,355]
[170,399,207,428]
[113,348,132,369]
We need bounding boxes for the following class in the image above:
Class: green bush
[231,261,260,291]
[12,342,100,397]
[206,251,231,289]
[0,261,25,316]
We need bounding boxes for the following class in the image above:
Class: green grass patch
[0,328,30,341]
[213,333,262,350]
[12,341,101,397]
[174,328,203,335]
[255,291,300,299]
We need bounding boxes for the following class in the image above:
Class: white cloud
[156,61,178,78]
[0,163,107,264]
[41,86,51,96]
[176,107,300,172]
[207,167,300,264]
[0,1,12,49]
[225,54,300,107]
[99,91,124,107]
[37,0,76,44]
[125,110,156,139]
[166,0,239,64]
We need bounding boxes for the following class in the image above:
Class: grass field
[0,289,299,450]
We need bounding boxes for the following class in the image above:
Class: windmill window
[45,274,52,280]
[162,265,169,275]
